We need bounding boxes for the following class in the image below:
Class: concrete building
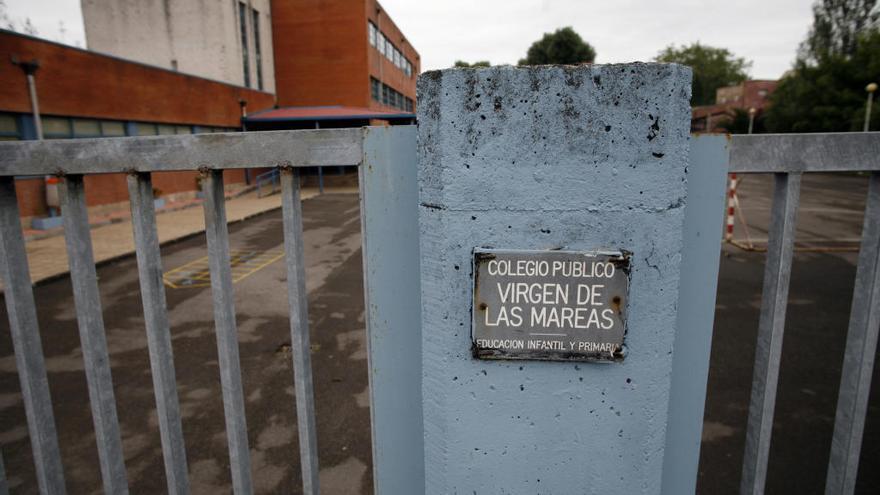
[2,1,419,222]
[81,0,276,93]
[80,0,419,121]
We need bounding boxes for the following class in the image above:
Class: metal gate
[0,128,878,495]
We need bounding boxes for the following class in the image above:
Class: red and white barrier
[725,173,737,241]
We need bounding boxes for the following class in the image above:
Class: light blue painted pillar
[417,64,693,493]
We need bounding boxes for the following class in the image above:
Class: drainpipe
[13,59,43,140]
[315,121,323,193]
[12,57,59,217]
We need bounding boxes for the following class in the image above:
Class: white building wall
[81,0,275,93]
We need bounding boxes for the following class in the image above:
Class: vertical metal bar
[60,176,129,494]
[280,168,319,495]
[825,172,880,495]
[0,446,9,495]
[661,135,730,495]
[202,169,253,494]
[740,172,802,495]
[0,177,66,494]
[315,121,324,194]
[127,173,190,495]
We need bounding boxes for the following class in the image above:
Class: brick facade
[0,30,275,220]
[271,0,419,111]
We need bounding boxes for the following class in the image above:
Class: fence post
[417,64,694,492]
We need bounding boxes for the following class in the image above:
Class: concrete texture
[82,0,275,92]
[417,64,692,493]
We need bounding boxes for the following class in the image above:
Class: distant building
[82,0,276,92]
[691,80,778,133]
[0,30,273,223]
[1,0,419,222]
[80,0,419,129]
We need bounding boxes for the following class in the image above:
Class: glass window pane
[0,114,18,134]
[43,117,72,137]
[157,124,176,135]
[101,121,126,136]
[369,22,376,47]
[175,125,192,134]
[377,33,385,56]
[135,123,158,135]
[72,119,101,136]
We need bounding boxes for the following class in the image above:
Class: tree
[518,27,596,66]
[765,29,880,132]
[800,0,878,63]
[654,43,751,106]
[453,60,491,68]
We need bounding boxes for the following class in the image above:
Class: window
[377,32,386,56]
[405,98,414,113]
[43,117,72,138]
[135,123,159,136]
[101,121,126,136]
[238,1,250,88]
[175,125,192,134]
[72,119,101,137]
[405,60,412,77]
[0,113,19,140]
[252,8,263,91]
[370,77,381,102]
[368,22,377,47]
[157,124,176,135]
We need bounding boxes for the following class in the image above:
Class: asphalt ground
[1,173,879,494]
[699,172,879,494]
[1,193,372,494]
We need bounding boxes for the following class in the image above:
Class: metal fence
[0,128,362,494]
[0,129,878,495]
[726,132,880,495]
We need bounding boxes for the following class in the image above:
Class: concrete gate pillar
[417,64,693,493]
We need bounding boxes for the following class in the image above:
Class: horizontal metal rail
[0,128,363,176]
[729,132,880,172]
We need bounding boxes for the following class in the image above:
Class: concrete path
[3,185,358,288]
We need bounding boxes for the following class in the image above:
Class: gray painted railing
[0,129,362,495]
[728,132,880,495]
[0,129,878,494]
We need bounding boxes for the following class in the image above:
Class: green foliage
[453,60,491,68]
[800,0,878,63]
[766,29,880,132]
[518,27,596,66]
[654,43,751,105]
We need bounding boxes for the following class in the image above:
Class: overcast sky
[6,0,815,79]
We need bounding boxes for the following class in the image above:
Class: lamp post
[748,107,757,135]
[865,82,877,132]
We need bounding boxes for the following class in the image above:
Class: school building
[1,0,419,224]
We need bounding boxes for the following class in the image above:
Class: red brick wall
[0,30,275,126]
[15,170,248,219]
[270,0,418,110]
[1,31,274,218]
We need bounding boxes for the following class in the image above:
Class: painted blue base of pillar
[31,215,64,230]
